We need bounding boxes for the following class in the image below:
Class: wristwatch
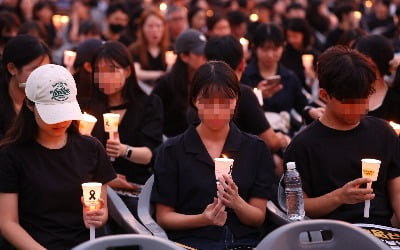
[125,146,132,159]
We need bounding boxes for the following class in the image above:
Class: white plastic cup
[103,113,120,133]
[302,54,314,69]
[361,158,381,181]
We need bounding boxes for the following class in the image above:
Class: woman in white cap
[0,64,116,250]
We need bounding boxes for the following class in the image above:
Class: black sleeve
[292,73,309,114]
[249,139,275,199]
[150,141,179,207]
[138,94,164,151]
[235,86,270,135]
[0,148,19,193]
[90,137,117,184]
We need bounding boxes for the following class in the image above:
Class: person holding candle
[129,7,169,87]
[284,46,400,226]
[151,61,275,250]
[0,34,50,140]
[0,64,116,250]
[85,41,163,214]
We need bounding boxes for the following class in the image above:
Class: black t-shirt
[132,50,167,71]
[284,117,400,225]
[0,84,16,140]
[0,134,116,250]
[88,93,163,185]
[153,72,188,137]
[234,84,271,135]
[151,123,275,241]
[368,88,400,124]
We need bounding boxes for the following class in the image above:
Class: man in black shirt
[284,46,400,226]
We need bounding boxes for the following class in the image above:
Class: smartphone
[266,75,281,86]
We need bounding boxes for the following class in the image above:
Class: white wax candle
[361,158,381,218]
[79,112,97,135]
[302,54,314,69]
[82,182,102,241]
[253,88,264,106]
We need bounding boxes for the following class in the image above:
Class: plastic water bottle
[284,162,305,221]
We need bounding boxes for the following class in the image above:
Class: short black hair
[285,18,312,49]
[317,46,376,100]
[204,35,243,71]
[190,61,240,109]
[254,23,284,48]
[226,10,247,27]
[333,3,354,22]
[354,35,394,77]
[106,1,129,17]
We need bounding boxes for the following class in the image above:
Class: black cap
[175,29,207,54]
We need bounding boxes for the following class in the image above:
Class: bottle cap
[286,162,296,170]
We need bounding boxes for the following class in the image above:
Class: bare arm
[134,62,165,81]
[106,135,153,164]
[258,128,290,152]
[304,178,374,218]
[217,175,267,227]
[0,193,46,250]
[156,198,227,230]
[388,177,400,224]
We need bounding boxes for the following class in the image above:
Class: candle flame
[354,11,362,20]
[159,3,167,11]
[365,0,372,8]
[206,9,214,17]
[222,154,228,158]
[240,37,249,46]
[249,13,259,22]
[389,121,400,135]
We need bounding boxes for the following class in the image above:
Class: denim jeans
[176,226,258,250]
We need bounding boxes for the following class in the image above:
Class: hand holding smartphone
[265,75,281,86]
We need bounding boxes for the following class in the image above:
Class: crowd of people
[1,0,400,249]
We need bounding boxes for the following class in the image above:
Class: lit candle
[64,50,77,68]
[52,14,69,31]
[302,54,314,70]
[79,112,97,136]
[214,155,234,184]
[81,182,102,240]
[389,121,400,136]
[159,2,167,15]
[253,88,264,106]
[361,159,381,218]
[249,13,259,22]
[103,113,120,161]
[165,50,177,68]
[353,11,362,24]
[240,37,249,52]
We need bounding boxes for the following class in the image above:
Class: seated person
[151,61,275,249]
[284,46,400,226]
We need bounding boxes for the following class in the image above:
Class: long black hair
[0,99,79,149]
[0,34,50,136]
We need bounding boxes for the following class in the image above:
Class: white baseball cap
[25,64,83,124]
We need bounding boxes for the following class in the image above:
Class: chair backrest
[256,219,389,250]
[107,186,151,235]
[137,175,169,239]
[72,234,185,250]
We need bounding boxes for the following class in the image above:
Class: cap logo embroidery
[50,82,70,101]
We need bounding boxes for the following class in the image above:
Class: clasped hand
[106,132,126,158]
[217,174,242,210]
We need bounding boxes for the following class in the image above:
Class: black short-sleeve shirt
[0,134,116,250]
[284,116,400,225]
[151,123,275,241]
[89,93,163,184]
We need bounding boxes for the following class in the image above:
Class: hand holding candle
[165,50,177,69]
[82,182,102,240]
[103,113,120,161]
[361,159,381,218]
[79,112,97,135]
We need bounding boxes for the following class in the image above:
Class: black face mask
[109,24,125,34]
